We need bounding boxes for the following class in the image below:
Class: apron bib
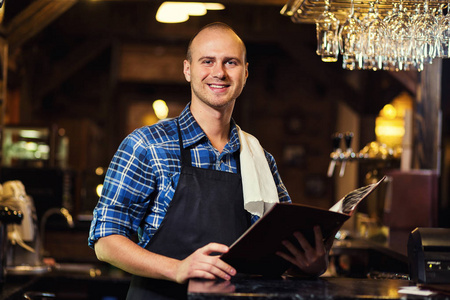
[126,120,250,300]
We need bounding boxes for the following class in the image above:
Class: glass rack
[281,0,449,23]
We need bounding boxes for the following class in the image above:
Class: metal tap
[339,132,354,177]
[327,133,343,177]
[39,208,74,256]
[327,132,356,177]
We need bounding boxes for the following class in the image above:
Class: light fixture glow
[95,167,105,176]
[203,3,225,10]
[20,130,44,139]
[153,99,169,120]
[184,3,207,16]
[375,113,405,148]
[156,2,225,24]
[96,184,104,197]
[156,3,189,23]
[25,142,38,151]
[380,104,397,119]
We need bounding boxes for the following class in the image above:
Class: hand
[175,243,237,283]
[276,226,329,276]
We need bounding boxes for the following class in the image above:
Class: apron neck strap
[234,150,241,174]
[177,119,192,166]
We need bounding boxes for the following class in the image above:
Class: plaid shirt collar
[178,103,241,154]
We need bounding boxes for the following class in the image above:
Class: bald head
[186,22,247,63]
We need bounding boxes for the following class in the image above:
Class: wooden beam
[6,0,78,51]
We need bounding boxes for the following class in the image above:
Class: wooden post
[0,37,7,169]
[413,59,442,172]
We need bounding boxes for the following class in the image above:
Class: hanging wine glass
[383,3,399,71]
[412,0,438,69]
[359,1,377,70]
[434,5,445,58]
[408,3,422,70]
[315,0,340,62]
[338,0,362,70]
[438,1,450,58]
[383,2,398,24]
[388,1,412,71]
[361,0,387,70]
[435,4,444,24]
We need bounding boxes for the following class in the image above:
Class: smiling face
[183,26,249,111]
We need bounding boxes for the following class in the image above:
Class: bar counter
[188,276,446,300]
[2,237,449,299]
[2,269,450,299]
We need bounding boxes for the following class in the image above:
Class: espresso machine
[0,205,23,284]
[1,181,48,275]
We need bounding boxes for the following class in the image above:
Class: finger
[212,258,236,278]
[200,243,230,255]
[192,249,236,277]
[281,239,302,257]
[279,240,307,263]
[180,244,235,282]
[293,231,314,253]
[188,269,221,281]
[276,250,296,265]
[197,258,236,280]
[185,258,232,281]
[276,250,306,268]
[201,243,237,277]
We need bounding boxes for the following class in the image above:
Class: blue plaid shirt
[88,103,291,249]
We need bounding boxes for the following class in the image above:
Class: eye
[226,60,238,66]
[202,59,213,65]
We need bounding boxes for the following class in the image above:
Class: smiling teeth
[210,84,226,88]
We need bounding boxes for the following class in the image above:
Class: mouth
[207,83,230,89]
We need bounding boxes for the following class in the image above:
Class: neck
[190,101,234,153]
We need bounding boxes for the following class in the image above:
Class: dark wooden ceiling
[1,0,414,118]
[0,0,287,52]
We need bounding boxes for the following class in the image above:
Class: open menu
[221,176,387,276]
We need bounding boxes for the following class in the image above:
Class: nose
[212,63,226,79]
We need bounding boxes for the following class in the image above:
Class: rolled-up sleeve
[264,150,291,204]
[88,132,154,248]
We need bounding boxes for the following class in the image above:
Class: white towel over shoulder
[237,126,279,217]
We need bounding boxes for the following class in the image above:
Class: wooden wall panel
[119,44,186,83]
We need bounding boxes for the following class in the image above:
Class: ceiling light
[184,3,207,16]
[156,2,225,24]
[203,3,225,10]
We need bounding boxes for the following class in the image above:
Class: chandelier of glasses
[282,0,450,71]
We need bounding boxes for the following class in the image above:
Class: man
[89,22,330,299]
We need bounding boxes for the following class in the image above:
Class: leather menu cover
[221,203,350,276]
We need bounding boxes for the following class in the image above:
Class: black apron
[126,121,250,300]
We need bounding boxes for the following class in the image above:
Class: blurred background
[0,0,448,263]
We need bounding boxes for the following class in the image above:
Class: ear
[183,60,191,82]
[244,62,249,84]
[245,62,249,79]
